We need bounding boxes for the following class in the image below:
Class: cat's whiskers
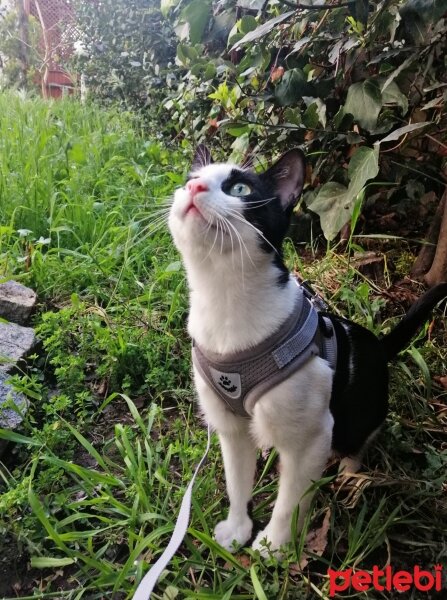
[137,213,170,234]
[135,209,172,241]
[215,212,246,285]
[218,214,236,271]
[219,212,258,289]
[202,213,222,264]
[240,197,276,210]
[134,208,171,228]
[225,208,279,256]
[223,215,255,270]
[218,216,225,256]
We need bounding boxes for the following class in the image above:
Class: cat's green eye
[229,182,252,197]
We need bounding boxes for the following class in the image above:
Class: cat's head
[169,145,305,274]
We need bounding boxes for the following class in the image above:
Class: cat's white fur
[169,163,334,554]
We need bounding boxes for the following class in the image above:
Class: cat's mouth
[183,201,220,230]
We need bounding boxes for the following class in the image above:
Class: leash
[132,424,212,600]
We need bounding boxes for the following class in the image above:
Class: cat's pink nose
[186,179,208,197]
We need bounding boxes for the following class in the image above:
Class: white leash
[132,424,212,600]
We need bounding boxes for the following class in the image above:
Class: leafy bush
[74,0,447,243]
[72,0,177,113]
[0,6,41,89]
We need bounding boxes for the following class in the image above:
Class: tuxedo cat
[168,145,447,554]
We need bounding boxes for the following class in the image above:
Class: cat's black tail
[380,283,447,361]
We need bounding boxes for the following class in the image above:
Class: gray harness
[192,287,337,418]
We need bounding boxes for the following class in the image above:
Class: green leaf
[227,125,250,137]
[230,133,250,162]
[179,0,211,44]
[381,81,408,115]
[307,182,351,241]
[344,79,382,131]
[348,145,379,197]
[308,146,379,240]
[304,98,326,128]
[284,107,302,126]
[68,143,86,164]
[31,556,76,568]
[230,11,294,51]
[302,102,319,128]
[0,428,40,446]
[239,15,258,34]
[250,565,269,600]
[275,69,314,107]
[378,121,432,144]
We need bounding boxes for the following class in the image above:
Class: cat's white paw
[252,525,289,557]
[214,517,253,552]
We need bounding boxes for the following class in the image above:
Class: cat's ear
[191,144,213,170]
[263,149,306,210]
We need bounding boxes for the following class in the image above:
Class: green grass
[0,91,446,599]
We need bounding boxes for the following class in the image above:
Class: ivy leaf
[344,79,382,131]
[230,11,294,51]
[275,69,314,106]
[307,182,351,241]
[348,145,379,197]
[381,81,408,115]
[307,146,379,240]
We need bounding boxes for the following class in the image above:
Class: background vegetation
[71,0,447,276]
[0,0,446,598]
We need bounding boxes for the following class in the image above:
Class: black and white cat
[168,145,447,554]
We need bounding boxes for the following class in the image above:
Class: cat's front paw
[252,525,289,557]
[214,517,253,552]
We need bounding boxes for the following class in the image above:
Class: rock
[0,283,37,455]
[0,322,36,372]
[0,322,35,454]
[0,371,29,455]
[0,280,37,325]
[0,372,28,428]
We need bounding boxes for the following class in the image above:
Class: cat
[168,144,447,555]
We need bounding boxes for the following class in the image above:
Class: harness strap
[272,304,318,368]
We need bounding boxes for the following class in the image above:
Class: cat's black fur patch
[324,315,388,456]
[221,168,293,287]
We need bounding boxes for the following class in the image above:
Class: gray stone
[0,371,29,429]
[0,280,37,325]
[0,322,36,371]
[0,371,29,455]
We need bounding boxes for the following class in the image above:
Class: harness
[191,285,337,418]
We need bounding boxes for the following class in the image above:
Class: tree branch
[278,0,351,10]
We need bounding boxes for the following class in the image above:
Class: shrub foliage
[73,0,447,241]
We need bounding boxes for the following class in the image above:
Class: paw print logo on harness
[218,375,237,393]
[208,367,242,400]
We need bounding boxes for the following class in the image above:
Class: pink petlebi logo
[328,565,444,596]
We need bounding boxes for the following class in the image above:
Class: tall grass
[0,91,182,301]
[0,91,446,599]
